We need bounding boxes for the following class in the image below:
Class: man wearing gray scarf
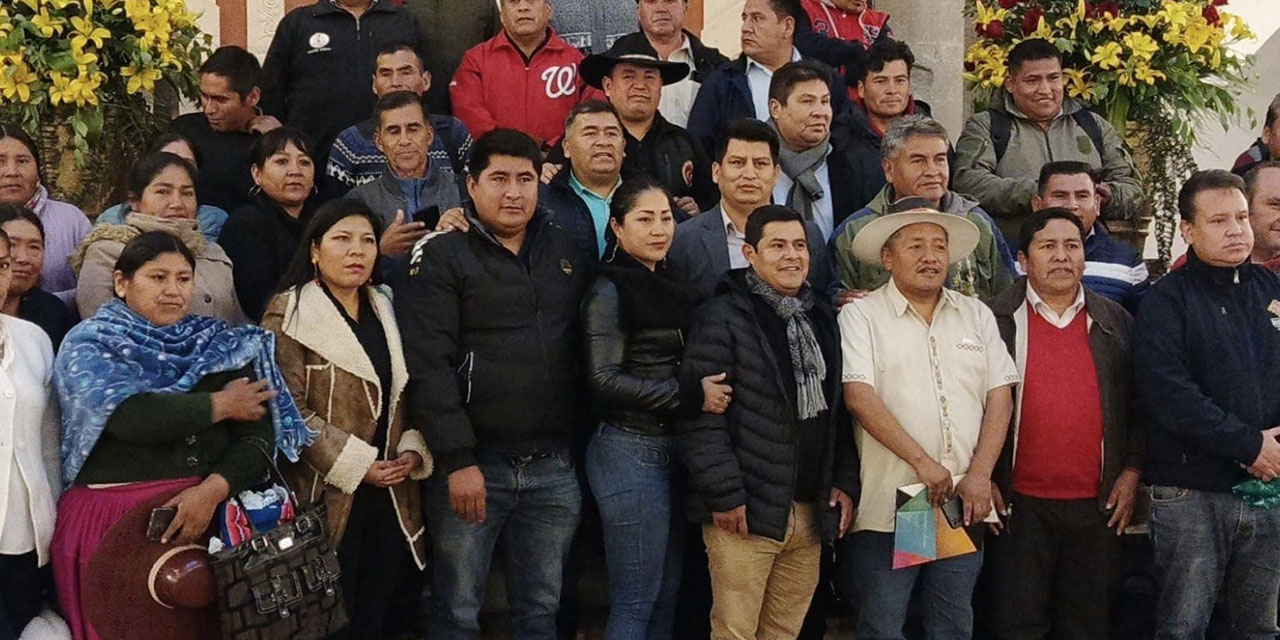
[768,60,862,241]
[677,204,859,639]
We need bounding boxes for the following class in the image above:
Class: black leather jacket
[581,261,691,436]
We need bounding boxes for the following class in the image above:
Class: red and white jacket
[450,30,595,145]
[800,0,889,46]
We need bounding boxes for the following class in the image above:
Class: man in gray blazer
[667,118,837,301]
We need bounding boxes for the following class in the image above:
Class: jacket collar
[466,203,555,249]
[1185,247,1255,287]
[496,28,566,63]
[315,0,393,16]
[991,277,1123,336]
[997,91,1083,122]
[276,281,408,413]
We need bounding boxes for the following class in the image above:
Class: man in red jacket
[450,0,590,146]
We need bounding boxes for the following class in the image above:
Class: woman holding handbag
[261,198,432,639]
[51,230,313,640]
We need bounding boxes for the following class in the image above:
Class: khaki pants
[703,502,821,640]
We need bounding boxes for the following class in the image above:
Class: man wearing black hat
[581,38,720,216]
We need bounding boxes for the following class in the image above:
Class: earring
[248,184,262,197]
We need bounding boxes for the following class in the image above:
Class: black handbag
[209,443,348,640]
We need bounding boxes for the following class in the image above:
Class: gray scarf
[745,270,827,420]
[770,119,829,222]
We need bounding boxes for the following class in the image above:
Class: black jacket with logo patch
[260,1,424,162]
[395,206,590,474]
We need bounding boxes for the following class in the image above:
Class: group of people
[3,1,1280,640]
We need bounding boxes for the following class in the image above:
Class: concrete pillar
[877,0,968,137]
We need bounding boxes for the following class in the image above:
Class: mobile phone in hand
[147,506,178,541]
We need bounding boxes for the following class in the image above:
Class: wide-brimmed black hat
[581,38,691,89]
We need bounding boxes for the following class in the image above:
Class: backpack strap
[988,108,1012,164]
[1072,109,1107,160]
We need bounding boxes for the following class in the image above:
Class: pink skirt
[51,477,201,640]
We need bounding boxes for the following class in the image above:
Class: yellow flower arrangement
[967,0,1253,139]
[0,0,210,155]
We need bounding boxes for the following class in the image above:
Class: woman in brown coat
[261,198,432,639]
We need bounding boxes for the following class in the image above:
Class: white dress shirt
[746,47,803,120]
[839,280,1019,533]
[722,209,749,269]
[658,36,698,128]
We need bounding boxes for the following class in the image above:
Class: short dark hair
[745,204,805,248]
[114,230,197,282]
[761,0,803,23]
[0,122,41,176]
[1178,169,1247,222]
[609,175,671,225]
[128,152,199,202]
[0,228,10,253]
[0,204,43,242]
[375,41,423,69]
[249,127,312,169]
[1037,161,1098,196]
[278,198,385,293]
[1007,39,1061,77]
[714,118,780,163]
[1265,94,1280,129]
[145,130,202,169]
[861,38,915,82]
[1018,207,1085,254]
[768,60,830,107]
[564,100,623,133]
[373,90,429,129]
[1244,160,1280,204]
[198,46,261,98]
[468,129,543,177]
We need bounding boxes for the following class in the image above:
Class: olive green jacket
[952,93,1145,240]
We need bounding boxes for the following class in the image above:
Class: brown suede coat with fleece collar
[262,282,433,569]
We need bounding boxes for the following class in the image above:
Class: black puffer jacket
[582,254,697,435]
[677,270,858,542]
[395,205,590,474]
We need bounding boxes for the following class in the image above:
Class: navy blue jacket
[686,56,851,158]
[1135,250,1280,492]
[1082,222,1149,314]
[540,170,605,265]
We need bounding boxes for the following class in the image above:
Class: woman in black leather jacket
[581,177,731,640]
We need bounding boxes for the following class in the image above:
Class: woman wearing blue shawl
[49,231,313,640]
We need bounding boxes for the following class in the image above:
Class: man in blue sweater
[1135,169,1280,640]
[1031,161,1148,312]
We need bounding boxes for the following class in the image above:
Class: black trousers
[0,551,44,640]
[990,493,1124,640]
[333,485,415,640]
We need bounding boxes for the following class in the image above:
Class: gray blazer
[666,204,840,302]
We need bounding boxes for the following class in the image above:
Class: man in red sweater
[984,208,1141,640]
[449,0,589,146]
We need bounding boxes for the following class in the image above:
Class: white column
[246,0,286,61]
[189,0,221,47]
[877,0,967,137]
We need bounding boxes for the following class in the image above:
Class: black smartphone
[941,497,965,529]
[147,506,178,541]
[413,205,441,228]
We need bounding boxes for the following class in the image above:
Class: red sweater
[800,0,889,45]
[1013,309,1104,500]
[450,30,588,145]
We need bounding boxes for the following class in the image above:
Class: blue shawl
[54,299,314,486]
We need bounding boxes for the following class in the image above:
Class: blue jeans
[425,450,582,640]
[846,530,984,640]
[585,425,684,640]
[1149,485,1280,640]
